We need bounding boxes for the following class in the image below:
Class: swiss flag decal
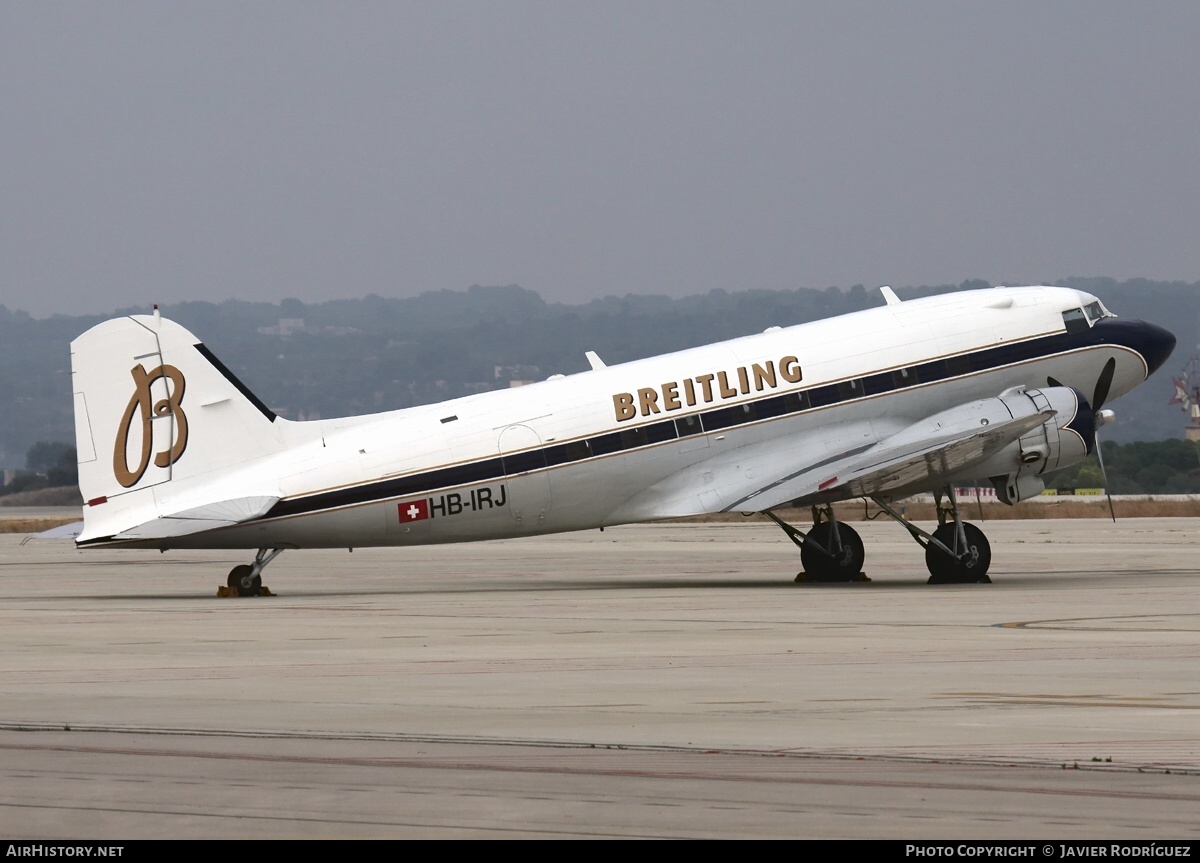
[398,499,430,523]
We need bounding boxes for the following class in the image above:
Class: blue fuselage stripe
[262,321,1143,521]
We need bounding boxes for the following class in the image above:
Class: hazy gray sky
[3,2,1199,318]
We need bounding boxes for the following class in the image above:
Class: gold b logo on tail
[113,364,189,488]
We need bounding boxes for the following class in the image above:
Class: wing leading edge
[723,409,1053,512]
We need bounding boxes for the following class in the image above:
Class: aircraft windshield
[1062,308,1089,333]
[1063,300,1110,334]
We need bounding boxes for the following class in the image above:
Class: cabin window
[862,371,895,396]
[702,403,756,432]
[782,390,810,413]
[755,390,811,417]
[808,384,840,408]
[701,406,734,432]
[549,439,590,465]
[892,367,920,388]
[562,439,591,461]
[589,432,622,456]
[644,420,678,445]
[502,450,546,475]
[1062,308,1089,334]
[754,395,786,419]
[918,358,947,382]
[675,414,704,437]
[946,354,974,376]
[618,423,676,450]
[620,427,649,450]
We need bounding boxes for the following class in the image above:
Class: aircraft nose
[1134,320,1177,377]
[1093,318,1176,379]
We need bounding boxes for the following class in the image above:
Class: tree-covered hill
[1,278,1195,469]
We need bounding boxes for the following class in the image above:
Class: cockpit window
[1062,308,1089,334]
[1084,301,1104,323]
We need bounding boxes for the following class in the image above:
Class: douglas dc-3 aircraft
[68,285,1174,594]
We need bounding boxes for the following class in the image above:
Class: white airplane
[67,285,1174,593]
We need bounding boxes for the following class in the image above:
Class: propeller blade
[1093,358,1116,411]
[1094,428,1116,523]
[1049,368,1115,519]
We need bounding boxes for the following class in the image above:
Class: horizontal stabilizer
[112,495,279,540]
[31,521,85,540]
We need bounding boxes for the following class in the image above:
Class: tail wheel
[800,522,865,582]
[925,522,991,584]
[227,564,262,598]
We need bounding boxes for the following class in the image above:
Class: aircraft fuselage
[94,286,1170,551]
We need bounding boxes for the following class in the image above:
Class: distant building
[257,318,307,336]
[494,364,541,381]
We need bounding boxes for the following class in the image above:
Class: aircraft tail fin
[71,311,289,541]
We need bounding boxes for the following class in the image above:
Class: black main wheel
[800,522,865,582]
[227,564,262,597]
[925,522,991,584]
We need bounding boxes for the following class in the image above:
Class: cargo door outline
[498,424,552,527]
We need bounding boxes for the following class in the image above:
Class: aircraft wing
[723,410,1052,512]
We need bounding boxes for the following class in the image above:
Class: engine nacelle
[978,386,1094,504]
[883,386,1093,505]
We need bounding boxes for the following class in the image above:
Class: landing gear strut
[764,506,866,583]
[871,489,991,584]
[226,548,285,597]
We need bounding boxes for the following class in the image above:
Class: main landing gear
[765,487,992,584]
[226,548,286,597]
[871,488,991,584]
[764,506,866,583]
